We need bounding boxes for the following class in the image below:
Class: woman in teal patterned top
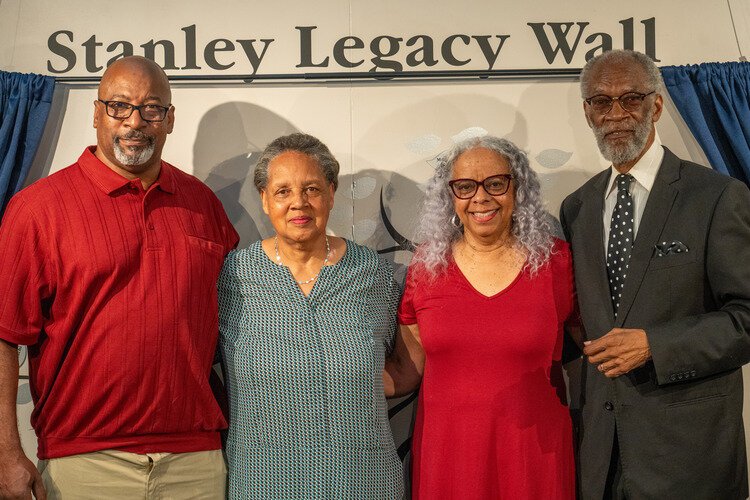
[218,133,404,499]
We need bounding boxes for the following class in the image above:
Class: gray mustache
[116,131,155,144]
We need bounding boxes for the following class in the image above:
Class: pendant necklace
[275,235,331,285]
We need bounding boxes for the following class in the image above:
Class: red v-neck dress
[398,239,575,499]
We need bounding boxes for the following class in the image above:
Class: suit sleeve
[648,179,750,385]
[559,198,571,242]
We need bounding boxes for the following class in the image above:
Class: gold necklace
[274,236,331,285]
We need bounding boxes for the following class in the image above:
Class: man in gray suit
[561,49,750,499]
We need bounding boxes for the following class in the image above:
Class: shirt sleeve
[397,265,419,325]
[0,195,54,345]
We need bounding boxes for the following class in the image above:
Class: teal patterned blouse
[218,239,404,500]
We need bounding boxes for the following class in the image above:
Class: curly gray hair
[254,133,340,192]
[580,49,663,98]
[412,135,555,277]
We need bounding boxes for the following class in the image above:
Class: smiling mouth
[469,209,499,222]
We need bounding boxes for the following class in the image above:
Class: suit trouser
[38,449,226,500]
[603,432,627,500]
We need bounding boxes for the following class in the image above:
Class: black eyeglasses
[584,91,656,114]
[98,99,171,122]
[448,174,513,199]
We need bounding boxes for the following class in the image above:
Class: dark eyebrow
[106,94,168,104]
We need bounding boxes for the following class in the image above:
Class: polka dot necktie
[607,173,635,315]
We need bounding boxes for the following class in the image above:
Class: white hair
[412,135,555,278]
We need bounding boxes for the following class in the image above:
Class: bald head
[99,56,172,104]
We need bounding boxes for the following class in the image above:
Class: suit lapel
[616,148,681,325]
[577,170,616,329]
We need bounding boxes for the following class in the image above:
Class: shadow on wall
[336,169,421,284]
[192,102,299,248]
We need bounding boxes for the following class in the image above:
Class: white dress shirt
[603,136,665,250]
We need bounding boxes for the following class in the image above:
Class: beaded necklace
[274,235,331,285]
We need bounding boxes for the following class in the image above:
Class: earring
[451,214,462,227]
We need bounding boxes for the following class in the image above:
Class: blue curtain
[661,62,750,186]
[0,71,56,214]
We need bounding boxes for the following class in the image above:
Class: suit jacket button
[604,401,614,411]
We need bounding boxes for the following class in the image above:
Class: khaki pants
[38,449,226,500]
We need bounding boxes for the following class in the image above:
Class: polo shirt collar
[78,146,175,195]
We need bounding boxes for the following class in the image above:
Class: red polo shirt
[0,147,239,459]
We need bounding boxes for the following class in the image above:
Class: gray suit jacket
[560,147,750,499]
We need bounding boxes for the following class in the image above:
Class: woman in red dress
[384,135,578,499]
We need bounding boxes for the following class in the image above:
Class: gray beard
[113,136,156,166]
[593,109,653,166]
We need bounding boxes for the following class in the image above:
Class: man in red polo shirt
[0,56,239,499]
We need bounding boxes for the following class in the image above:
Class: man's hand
[0,449,46,500]
[583,328,651,378]
[0,450,47,500]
